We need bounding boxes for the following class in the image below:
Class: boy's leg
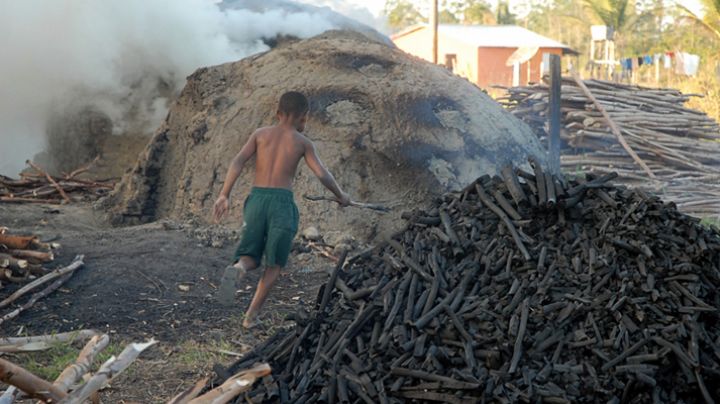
[218,193,266,306]
[243,265,281,328]
[242,195,298,328]
[218,256,258,305]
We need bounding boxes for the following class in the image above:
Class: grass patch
[15,339,123,381]
[174,338,243,368]
[701,217,720,230]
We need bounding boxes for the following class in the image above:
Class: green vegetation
[701,216,720,229]
[16,340,123,381]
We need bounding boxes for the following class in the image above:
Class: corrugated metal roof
[393,24,574,52]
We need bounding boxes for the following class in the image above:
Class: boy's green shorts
[233,187,299,267]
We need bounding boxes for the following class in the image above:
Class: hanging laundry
[644,55,653,65]
[638,57,644,66]
[621,58,633,71]
[683,53,700,76]
[675,52,685,75]
[663,53,672,69]
[632,57,639,70]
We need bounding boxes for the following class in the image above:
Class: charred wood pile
[216,163,720,403]
[498,77,720,217]
[0,229,82,326]
[0,159,115,204]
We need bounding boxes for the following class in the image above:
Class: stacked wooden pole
[0,230,84,327]
[0,158,115,204]
[0,228,59,288]
[216,163,720,403]
[497,77,720,217]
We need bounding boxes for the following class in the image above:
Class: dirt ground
[0,202,334,403]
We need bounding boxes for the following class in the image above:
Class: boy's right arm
[213,132,258,222]
[303,139,351,206]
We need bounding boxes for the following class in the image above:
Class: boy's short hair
[278,91,309,117]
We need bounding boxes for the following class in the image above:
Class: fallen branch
[167,377,209,404]
[0,330,99,353]
[53,334,110,393]
[188,363,270,404]
[0,271,77,326]
[0,255,84,309]
[58,339,157,404]
[26,160,71,203]
[303,195,391,213]
[0,357,67,402]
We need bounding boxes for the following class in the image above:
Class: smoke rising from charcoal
[0,0,384,175]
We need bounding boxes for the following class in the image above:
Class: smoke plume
[0,0,384,175]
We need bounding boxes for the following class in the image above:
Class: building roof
[392,24,577,54]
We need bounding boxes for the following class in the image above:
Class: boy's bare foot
[242,314,261,329]
[217,264,246,306]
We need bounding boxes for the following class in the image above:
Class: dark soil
[0,202,333,402]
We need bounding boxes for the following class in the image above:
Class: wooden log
[0,357,66,402]
[0,386,17,404]
[0,234,37,250]
[187,363,271,404]
[5,250,54,263]
[167,378,210,404]
[0,254,29,271]
[59,339,157,404]
[53,334,110,393]
[0,330,98,353]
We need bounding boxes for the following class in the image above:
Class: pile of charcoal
[221,161,720,403]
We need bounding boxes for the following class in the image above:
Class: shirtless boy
[212,91,351,328]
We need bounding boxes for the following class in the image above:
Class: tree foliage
[679,0,720,39]
[384,0,425,31]
[496,1,517,24]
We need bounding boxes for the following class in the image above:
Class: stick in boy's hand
[303,194,391,213]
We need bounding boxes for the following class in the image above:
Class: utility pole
[431,0,438,64]
[548,55,562,175]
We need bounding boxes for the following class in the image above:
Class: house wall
[477,47,564,87]
[392,27,479,83]
[392,27,565,88]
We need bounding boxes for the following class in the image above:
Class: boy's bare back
[251,126,307,190]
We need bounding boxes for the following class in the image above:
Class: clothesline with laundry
[619,51,700,76]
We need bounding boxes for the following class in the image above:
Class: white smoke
[0,0,382,175]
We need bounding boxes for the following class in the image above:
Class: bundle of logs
[214,162,720,403]
[0,330,156,403]
[0,229,83,327]
[498,77,720,217]
[0,159,115,204]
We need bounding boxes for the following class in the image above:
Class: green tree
[582,0,660,49]
[582,0,635,33]
[384,0,425,31]
[439,9,460,23]
[462,0,496,24]
[679,0,720,39]
[496,1,517,24]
